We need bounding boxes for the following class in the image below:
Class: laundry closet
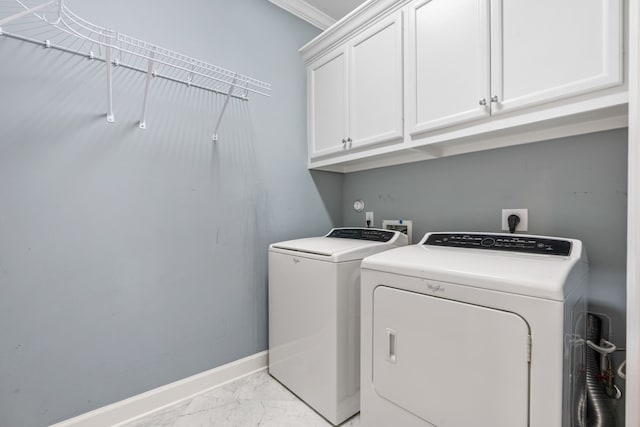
[0,0,637,426]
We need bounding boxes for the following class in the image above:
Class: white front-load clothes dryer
[360,232,588,427]
[269,228,408,425]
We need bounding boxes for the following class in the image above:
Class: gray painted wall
[0,2,341,426]
[343,128,628,421]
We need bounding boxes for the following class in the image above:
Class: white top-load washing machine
[360,232,588,427]
[269,227,408,425]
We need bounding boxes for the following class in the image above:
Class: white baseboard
[49,351,269,427]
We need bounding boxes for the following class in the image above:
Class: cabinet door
[490,0,622,115]
[308,47,348,158]
[407,0,490,136]
[348,10,404,149]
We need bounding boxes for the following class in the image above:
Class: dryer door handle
[387,328,397,364]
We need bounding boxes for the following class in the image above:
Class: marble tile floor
[121,370,360,427]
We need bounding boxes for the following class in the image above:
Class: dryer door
[372,286,530,427]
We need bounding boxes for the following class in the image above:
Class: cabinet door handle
[347,137,352,143]
[491,95,499,103]
[479,98,487,106]
[342,138,347,144]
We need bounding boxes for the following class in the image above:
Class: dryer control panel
[425,233,572,256]
[327,228,395,242]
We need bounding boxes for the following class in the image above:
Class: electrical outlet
[365,211,374,227]
[501,209,528,232]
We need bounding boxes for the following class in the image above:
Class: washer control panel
[424,233,572,256]
[327,228,395,242]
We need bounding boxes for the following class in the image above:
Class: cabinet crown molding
[269,0,336,30]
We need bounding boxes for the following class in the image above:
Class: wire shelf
[0,0,272,138]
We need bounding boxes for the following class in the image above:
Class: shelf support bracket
[212,75,238,142]
[105,33,115,123]
[139,50,155,129]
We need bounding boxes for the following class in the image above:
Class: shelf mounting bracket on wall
[212,75,238,142]
[105,32,115,123]
[139,49,156,129]
[0,0,272,138]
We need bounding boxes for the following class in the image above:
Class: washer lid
[361,232,587,301]
[270,228,407,262]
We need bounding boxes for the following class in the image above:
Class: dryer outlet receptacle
[501,209,528,232]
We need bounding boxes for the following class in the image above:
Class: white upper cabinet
[407,0,491,135]
[491,0,623,115]
[308,10,404,159]
[349,11,404,149]
[407,0,623,136]
[308,48,348,158]
[302,0,625,172]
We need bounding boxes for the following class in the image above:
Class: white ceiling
[269,0,367,30]
[304,0,367,20]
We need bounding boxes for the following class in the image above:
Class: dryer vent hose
[584,313,617,427]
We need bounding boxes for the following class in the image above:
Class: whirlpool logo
[428,284,445,293]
